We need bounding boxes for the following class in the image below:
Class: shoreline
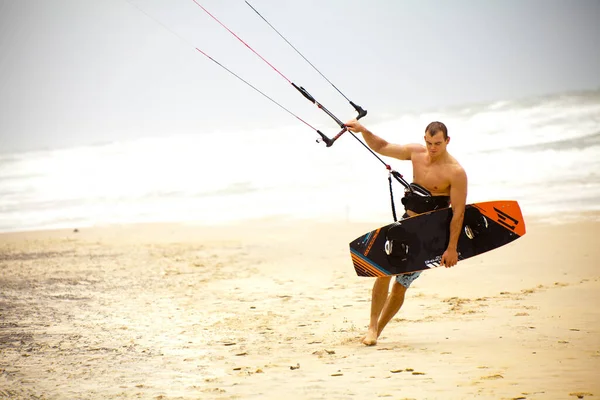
[2,207,599,238]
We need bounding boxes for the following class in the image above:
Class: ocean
[1,90,599,233]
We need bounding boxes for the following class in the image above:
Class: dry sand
[1,215,599,399]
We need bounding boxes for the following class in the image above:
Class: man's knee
[391,280,408,296]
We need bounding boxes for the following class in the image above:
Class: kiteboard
[350,200,525,277]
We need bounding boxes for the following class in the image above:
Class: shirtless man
[345,119,468,346]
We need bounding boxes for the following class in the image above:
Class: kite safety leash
[346,133,414,220]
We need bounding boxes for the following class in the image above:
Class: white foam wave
[1,90,599,232]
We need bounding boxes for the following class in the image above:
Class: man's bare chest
[411,161,451,195]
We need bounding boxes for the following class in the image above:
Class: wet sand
[1,215,599,399]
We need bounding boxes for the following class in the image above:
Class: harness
[388,179,450,220]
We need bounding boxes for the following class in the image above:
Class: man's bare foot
[362,329,378,346]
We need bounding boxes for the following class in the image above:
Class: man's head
[424,121,449,158]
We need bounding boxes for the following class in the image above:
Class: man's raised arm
[345,119,423,161]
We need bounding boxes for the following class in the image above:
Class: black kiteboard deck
[350,200,526,277]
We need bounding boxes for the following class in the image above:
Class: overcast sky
[1,0,599,152]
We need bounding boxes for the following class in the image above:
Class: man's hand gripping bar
[316,104,367,147]
[291,83,367,147]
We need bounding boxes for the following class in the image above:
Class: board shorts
[395,270,421,288]
[395,213,421,288]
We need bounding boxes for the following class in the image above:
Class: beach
[1,1,599,398]
[1,215,599,399]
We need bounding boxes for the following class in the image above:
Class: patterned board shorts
[395,271,422,288]
[395,212,421,288]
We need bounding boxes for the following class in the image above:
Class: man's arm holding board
[441,167,468,268]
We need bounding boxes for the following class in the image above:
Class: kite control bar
[315,105,367,147]
[292,83,367,147]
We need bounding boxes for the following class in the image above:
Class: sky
[0,0,599,153]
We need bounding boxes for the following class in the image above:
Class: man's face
[424,131,449,157]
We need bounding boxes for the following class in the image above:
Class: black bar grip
[350,101,367,120]
[292,83,316,104]
[316,130,333,147]
[316,126,348,147]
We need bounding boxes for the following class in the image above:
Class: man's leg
[363,276,392,346]
[376,280,407,338]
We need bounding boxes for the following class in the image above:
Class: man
[345,119,468,346]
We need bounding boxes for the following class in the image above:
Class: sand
[1,215,599,399]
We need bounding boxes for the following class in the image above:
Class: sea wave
[1,90,599,232]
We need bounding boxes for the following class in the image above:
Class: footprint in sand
[569,393,594,399]
[481,374,504,380]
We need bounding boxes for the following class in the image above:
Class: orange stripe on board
[353,263,377,277]
[351,254,377,276]
[364,228,380,257]
[473,200,526,237]
[353,262,380,277]
[351,253,386,277]
[352,254,379,276]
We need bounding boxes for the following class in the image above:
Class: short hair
[425,121,448,139]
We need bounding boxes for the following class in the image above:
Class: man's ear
[446,136,451,144]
